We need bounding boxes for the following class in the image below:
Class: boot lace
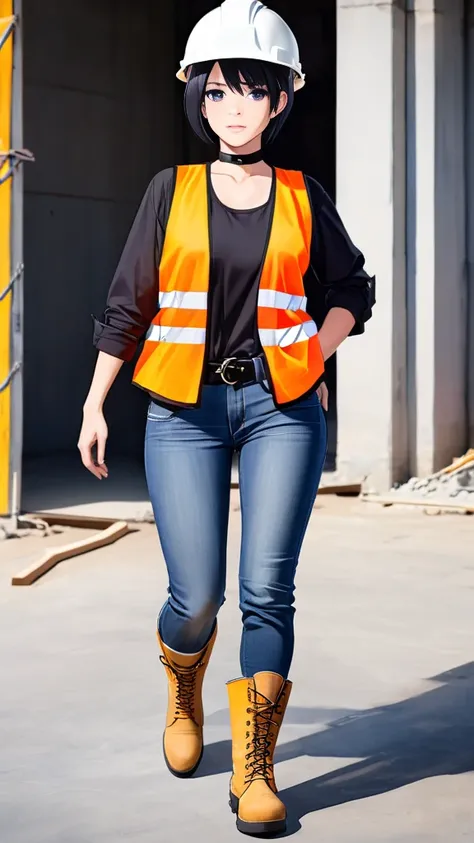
[160,655,204,722]
[244,686,284,784]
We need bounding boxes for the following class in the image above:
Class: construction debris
[363,449,474,514]
[11,520,131,586]
[0,515,65,540]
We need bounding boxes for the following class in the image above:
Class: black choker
[218,150,264,166]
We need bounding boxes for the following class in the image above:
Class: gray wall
[23,0,182,457]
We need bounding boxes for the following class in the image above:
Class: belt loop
[253,356,266,383]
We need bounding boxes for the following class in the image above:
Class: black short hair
[184,58,294,146]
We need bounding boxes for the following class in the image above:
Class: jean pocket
[147,401,175,421]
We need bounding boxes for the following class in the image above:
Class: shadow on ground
[199,662,474,836]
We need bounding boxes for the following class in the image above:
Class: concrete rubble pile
[389,450,474,507]
[0,517,64,541]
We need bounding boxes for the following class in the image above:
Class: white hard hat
[177,0,305,91]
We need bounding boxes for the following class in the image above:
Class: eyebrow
[205,80,268,90]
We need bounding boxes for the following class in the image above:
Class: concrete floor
[1,496,473,842]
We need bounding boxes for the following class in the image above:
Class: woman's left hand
[317,382,329,411]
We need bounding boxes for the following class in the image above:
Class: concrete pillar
[408,0,467,476]
[335,0,408,491]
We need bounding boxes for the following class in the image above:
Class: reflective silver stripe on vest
[259,319,318,348]
[258,289,307,312]
[146,325,206,344]
[159,290,208,310]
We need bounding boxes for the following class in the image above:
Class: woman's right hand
[78,407,109,480]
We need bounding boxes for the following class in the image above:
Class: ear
[201,101,207,119]
[270,90,288,120]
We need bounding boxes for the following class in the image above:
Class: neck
[213,157,269,179]
[219,136,262,158]
[221,135,264,164]
[213,137,269,179]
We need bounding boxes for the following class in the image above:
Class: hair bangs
[216,59,281,113]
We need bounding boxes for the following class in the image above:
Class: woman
[78,0,374,835]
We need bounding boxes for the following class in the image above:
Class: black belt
[204,356,267,386]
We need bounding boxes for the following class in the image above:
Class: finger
[94,461,108,479]
[316,384,327,411]
[86,461,103,480]
[78,442,103,480]
[95,439,108,479]
[96,434,106,467]
[322,386,329,411]
[84,458,103,480]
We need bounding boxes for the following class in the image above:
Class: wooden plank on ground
[318,484,361,496]
[362,495,474,514]
[11,521,131,586]
[25,512,121,530]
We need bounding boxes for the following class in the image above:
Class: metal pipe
[0,262,22,302]
[0,16,15,52]
[0,361,20,394]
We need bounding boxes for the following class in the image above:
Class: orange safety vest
[132,164,324,406]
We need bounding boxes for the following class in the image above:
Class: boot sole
[163,735,203,779]
[229,790,286,836]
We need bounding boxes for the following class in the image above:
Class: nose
[228,95,242,116]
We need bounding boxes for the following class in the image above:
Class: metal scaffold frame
[0,1,34,524]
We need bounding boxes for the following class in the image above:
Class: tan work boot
[227,672,292,835]
[157,624,217,777]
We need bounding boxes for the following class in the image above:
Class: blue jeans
[144,381,327,679]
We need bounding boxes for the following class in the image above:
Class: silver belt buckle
[215,357,242,386]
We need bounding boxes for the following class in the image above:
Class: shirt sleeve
[305,175,375,335]
[92,169,173,361]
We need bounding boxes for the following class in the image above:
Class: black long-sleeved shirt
[93,165,375,363]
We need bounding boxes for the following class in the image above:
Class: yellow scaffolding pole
[0,4,31,522]
[0,5,14,517]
